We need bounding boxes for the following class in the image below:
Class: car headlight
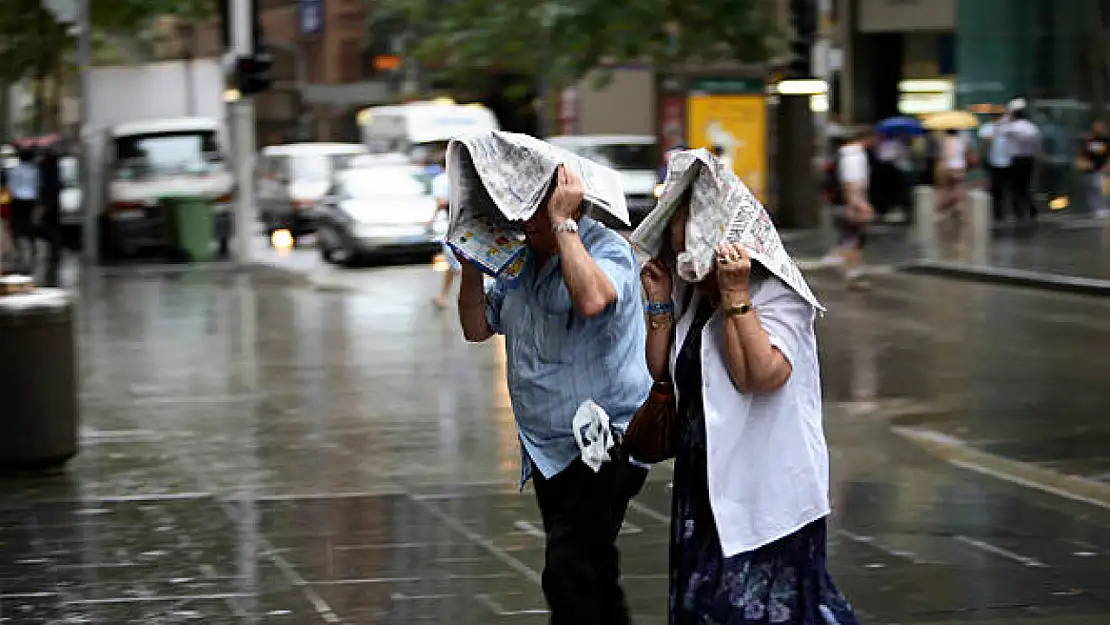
[653,183,664,198]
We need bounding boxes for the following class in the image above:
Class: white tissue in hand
[573,400,615,473]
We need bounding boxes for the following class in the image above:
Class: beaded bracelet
[645,301,675,316]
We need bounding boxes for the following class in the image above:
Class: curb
[900,260,1110,297]
[892,425,1110,511]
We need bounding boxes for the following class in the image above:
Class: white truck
[359,100,500,163]
[84,59,234,259]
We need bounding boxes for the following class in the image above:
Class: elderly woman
[636,153,857,625]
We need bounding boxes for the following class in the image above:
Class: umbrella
[923,110,979,131]
[875,116,925,136]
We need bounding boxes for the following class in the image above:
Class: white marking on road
[513,520,545,539]
[894,426,1110,511]
[411,497,542,585]
[250,490,405,502]
[949,457,1110,511]
[836,530,932,565]
[87,492,212,503]
[620,521,643,536]
[390,592,455,601]
[954,535,1048,568]
[309,577,421,586]
[66,594,251,605]
[629,500,670,525]
[474,593,549,616]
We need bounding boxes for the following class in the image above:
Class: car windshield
[340,167,429,199]
[563,142,656,171]
[289,153,362,182]
[114,131,224,179]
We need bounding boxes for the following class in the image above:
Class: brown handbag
[622,380,677,464]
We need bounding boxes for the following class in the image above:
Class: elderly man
[457,166,652,625]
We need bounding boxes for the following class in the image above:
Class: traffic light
[236,51,274,95]
[788,0,816,79]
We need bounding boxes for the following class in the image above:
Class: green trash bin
[162,196,215,262]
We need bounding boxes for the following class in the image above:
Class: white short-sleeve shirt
[671,275,830,556]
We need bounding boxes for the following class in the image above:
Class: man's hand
[548,165,585,225]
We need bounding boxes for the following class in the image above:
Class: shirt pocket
[531,309,577,364]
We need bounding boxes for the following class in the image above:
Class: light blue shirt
[8,163,39,201]
[485,217,652,486]
[980,121,1013,168]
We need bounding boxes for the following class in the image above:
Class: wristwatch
[552,218,579,234]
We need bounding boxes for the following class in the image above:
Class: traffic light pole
[231,0,257,266]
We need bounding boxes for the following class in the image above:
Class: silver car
[315,164,446,266]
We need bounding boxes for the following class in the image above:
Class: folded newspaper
[445,130,629,282]
[630,149,824,311]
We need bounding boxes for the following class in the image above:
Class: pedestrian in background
[456,165,651,625]
[7,148,40,272]
[639,172,858,625]
[430,155,460,308]
[1003,98,1042,224]
[38,147,63,270]
[827,128,874,290]
[1077,119,1110,219]
[935,128,975,243]
[978,111,1013,221]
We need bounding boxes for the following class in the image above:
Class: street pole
[77,0,97,264]
[231,0,256,266]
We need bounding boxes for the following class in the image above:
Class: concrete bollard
[913,185,937,260]
[0,285,79,471]
[968,189,992,266]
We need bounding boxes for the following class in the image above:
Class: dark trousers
[39,201,61,267]
[1008,157,1037,220]
[9,199,36,269]
[533,454,648,625]
[988,165,1010,221]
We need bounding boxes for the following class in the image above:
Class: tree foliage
[373,0,782,88]
[0,0,216,82]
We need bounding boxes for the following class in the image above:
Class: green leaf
[373,0,780,91]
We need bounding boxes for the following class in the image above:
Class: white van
[359,100,499,163]
[100,117,234,259]
[546,135,659,228]
[256,142,368,243]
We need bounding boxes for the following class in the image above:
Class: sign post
[231,0,257,266]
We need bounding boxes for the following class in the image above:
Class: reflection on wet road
[1,263,1110,623]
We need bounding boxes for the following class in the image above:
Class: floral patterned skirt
[669,408,860,625]
[670,299,858,624]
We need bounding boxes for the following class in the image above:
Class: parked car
[315,163,445,266]
[546,134,659,228]
[256,143,368,245]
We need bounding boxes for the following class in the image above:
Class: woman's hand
[716,241,751,297]
[641,258,672,302]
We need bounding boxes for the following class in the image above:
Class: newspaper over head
[630,149,824,312]
[445,131,629,283]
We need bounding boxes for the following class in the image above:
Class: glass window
[114,131,223,180]
[339,167,428,199]
[564,142,656,170]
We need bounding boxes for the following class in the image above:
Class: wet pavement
[2,252,1110,623]
[786,219,1110,283]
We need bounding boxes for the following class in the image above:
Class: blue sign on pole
[298,0,324,36]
